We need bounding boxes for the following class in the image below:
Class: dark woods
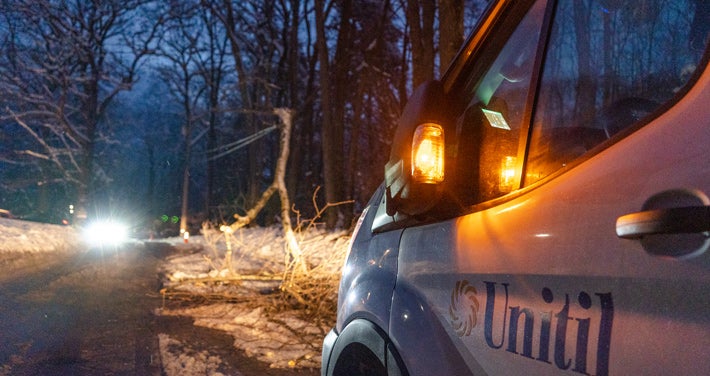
[0,0,482,231]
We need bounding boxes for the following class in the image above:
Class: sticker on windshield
[482,108,511,130]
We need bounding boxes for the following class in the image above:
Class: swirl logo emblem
[449,280,480,337]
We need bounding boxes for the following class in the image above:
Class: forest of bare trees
[0,0,487,231]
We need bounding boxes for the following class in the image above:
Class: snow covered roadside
[0,218,84,283]
[156,226,351,371]
[0,218,81,254]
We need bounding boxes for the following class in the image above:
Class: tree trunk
[202,8,225,220]
[75,71,101,223]
[285,0,305,206]
[438,0,464,76]
[406,0,436,87]
[315,0,347,229]
[179,105,193,234]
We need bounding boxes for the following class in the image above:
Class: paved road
[0,245,161,375]
[0,243,319,375]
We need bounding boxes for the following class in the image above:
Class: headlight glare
[83,220,128,247]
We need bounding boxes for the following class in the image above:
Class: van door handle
[616,206,710,239]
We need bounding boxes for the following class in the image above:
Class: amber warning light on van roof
[411,123,445,184]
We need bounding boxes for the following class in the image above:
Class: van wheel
[332,342,387,376]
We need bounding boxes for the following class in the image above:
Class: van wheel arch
[325,319,408,376]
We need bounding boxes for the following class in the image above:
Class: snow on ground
[0,217,81,253]
[159,333,231,376]
[155,225,351,371]
[0,218,84,283]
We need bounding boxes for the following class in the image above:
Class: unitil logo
[449,280,614,376]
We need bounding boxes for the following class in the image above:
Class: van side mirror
[385,80,452,216]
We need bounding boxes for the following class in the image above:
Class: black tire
[332,342,387,376]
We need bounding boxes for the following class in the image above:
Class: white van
[322,0,710,375]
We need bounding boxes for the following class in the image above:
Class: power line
[205,125,277,161]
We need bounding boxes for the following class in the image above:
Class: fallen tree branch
[166,274,283,284]
[228,108,304,273]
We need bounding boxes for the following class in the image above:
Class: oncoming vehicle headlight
[83,220,129,247]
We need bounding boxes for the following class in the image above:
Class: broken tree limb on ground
[193,108,354,310]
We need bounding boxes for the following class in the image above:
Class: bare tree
[0,0,163,220]
[342,0,408,208]
[200,0,291,215]
[195,7,230,219]
[157,5,210,235]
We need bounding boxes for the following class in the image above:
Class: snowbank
[0,218,82,253]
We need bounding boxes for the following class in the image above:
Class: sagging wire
[206,125,277,161]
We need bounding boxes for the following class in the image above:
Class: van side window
[525,0,709,185]
[451,0,548,205]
